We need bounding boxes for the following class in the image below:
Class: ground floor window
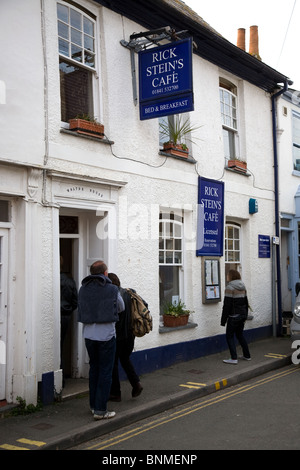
[225,223,241,279]
[159,211,183,314]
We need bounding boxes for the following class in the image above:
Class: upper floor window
[293,111,300,171]
[159,114,192,150]
[57,2,97,123]
[220,79,238,160]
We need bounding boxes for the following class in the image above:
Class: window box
[162,142,189,158]
[227,159,247,173]
[163,314,189,327]
[162,300,190,327]
[69,118,104,139]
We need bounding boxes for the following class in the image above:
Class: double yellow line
[90,365,299,450]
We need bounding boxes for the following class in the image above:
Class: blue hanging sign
[138,38,194,120]
[196,177,225,257]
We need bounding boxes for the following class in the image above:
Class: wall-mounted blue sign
[196,177,225,257]
[138,38,194,120]
[258,234,270,258]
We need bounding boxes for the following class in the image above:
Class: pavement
[0,336,295,450]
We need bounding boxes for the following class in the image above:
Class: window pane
[84,17,94,36]
[84,35,94,52]
[59,216,79,234]
[225,224,241,268]
[220,87,237,130]
[58,20,69,39]
[59,59,93,122]
[84,51,95,68]
[71,44,82,62]
[174,224,182,238]
[159,222,163,237]
[0,201,9,222]
[71,27,82,46]
[159,266,180,314]
[57,4,68,22]
[166,239,173,250]
[70,9,81,29]
[59,38,69,56]
[175,239,181,250]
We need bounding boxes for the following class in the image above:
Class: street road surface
[72,364,300,451]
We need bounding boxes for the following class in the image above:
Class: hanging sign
[196,177,225,257]
[138,38,194,120]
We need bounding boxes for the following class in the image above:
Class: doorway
[59,209,109,378]
[60,236,78,379]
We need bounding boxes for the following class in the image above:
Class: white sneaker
[94,411,116,420]
[241,356,251,361]
[223,359,238,364]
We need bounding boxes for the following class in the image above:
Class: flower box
[163,142,189,158]
[227,159,247,173]
[163,314,189,327]
[69,119,104,139]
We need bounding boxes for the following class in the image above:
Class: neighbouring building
[0,0,293,405]
[276,89,300,321]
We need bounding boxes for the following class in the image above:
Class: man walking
[78,260,124,420]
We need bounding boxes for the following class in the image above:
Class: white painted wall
[0,0,282,403]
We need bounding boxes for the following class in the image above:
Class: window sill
[225,166,250,176]
[60,128,114,145]
[159,321,198,334]
[159,150,197,164]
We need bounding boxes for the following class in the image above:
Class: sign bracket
[120,27,189,106]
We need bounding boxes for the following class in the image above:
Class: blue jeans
[226,317,250,360]
[85,336,116,415]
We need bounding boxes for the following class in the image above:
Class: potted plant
[69,114,104,139]
[227,159,247,173]
[159,117,201,158]
[162,299,190,327]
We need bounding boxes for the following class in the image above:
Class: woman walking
[221,269,251,364]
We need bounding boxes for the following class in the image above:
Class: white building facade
[276,89,300,317]
[0,0,292,405]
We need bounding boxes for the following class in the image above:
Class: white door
[0,229,8,400]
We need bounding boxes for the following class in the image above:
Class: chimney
[237,28,246,51]
[249,25,261,60]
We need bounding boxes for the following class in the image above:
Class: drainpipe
[271,80,289,336]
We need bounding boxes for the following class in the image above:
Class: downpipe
[271,80,289,336]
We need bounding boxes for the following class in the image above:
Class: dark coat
[60,272,78,316]
[221,279,248,326]
[78,274,119,324]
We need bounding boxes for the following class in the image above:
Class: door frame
[58,202,118,378]
[0,228,8,400]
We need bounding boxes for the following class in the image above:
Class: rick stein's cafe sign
[138,38,194,120]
